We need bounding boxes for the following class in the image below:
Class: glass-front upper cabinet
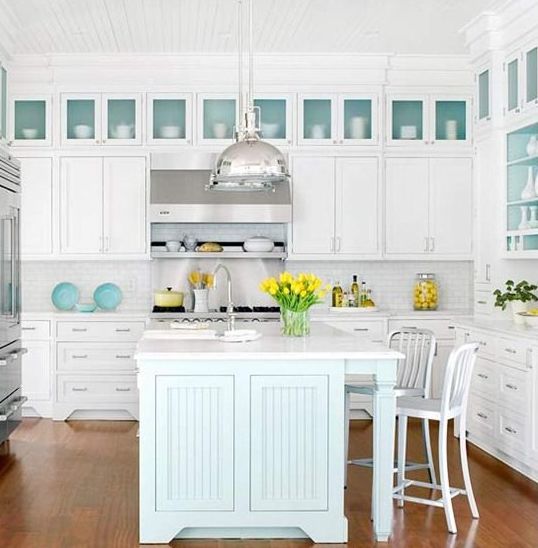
[147,93,192,145]
[0,66,7,142]
[387,95,428,145]
[253,95,292,144]
[197,94,237,144]
[433,98,470,145]
[525,45,538,107]
[102,93,142,145]
[506,54,521,115]
[61,93,101,145]
[338,94,378,145]
[298,94,337,145]
[9,95,52,146]
[477,67,491,123]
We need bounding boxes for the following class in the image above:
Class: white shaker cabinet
[291,156,380,259]
[20,157,53,257]
[60,157,103,254]
[60,156,146,256]
[385,157,473,258]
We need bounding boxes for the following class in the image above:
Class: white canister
[511,301,527,325]
[521,167,536,200]
[526,135,537,157]
[445,120,458,140]
[193,289,209,313]
[400,125,417,139]
[310,124,326,139]
[518,206,529,230]
[213,122,228,139]
[349,116,367,139]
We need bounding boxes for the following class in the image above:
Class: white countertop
[136,322,404,361]
[453,317,538,342]
[22,310,149,320]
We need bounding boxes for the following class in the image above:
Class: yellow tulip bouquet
[260,272,329,336]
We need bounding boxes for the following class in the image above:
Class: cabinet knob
[95,140,100,144]
[332,139,337,144]
[102,139,107,143]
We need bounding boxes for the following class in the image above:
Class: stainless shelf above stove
[151,251,286,260]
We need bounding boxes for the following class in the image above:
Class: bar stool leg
[459,414,479,519]
[421,418,437,485]
[439,419,457,533]
[397,415,408,508]
[344,388,350,488]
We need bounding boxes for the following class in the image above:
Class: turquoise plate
[51,282,79,311]
[93,283,122,310]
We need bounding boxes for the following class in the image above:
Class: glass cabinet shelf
[253,98,287,141]
[201,98,236,141]
[435,100,466,141]
[391,100,423,140]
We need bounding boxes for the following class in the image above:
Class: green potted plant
[493,280,538,324]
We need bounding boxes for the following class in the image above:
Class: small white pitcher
[193,289,209,313]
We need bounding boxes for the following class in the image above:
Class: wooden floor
[0,419,537,548]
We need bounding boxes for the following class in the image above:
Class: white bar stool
[393,342,480,534]
[345,328,437,487]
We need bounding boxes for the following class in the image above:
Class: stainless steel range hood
[150,152,291,223]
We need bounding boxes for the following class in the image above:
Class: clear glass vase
[280,308,310,337]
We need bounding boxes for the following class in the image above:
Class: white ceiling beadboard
[0,0,500,58]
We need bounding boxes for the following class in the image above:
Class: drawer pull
[448,325,455,330]
[72,387,88,392]
[505,383,518,391]
[477,373,489,379]
[401,326,417,329]
[354,328,369,332]
[115,387,131,392]
[477,412,488,420]
[476,300,487,305]
[72,354,88,359]
[479,341,487,347]
[72,328,88,332]
[504,348,517,354]
[115,328,131,333]
[115,354,132,359]
[504,426,517,435]
[22,327,36,331]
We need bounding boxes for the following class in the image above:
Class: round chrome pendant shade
[209,138,290,191]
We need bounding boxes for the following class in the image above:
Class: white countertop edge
[452,318,538,342]
[22,310,149,320]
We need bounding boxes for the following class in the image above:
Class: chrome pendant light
[208,0,290,192]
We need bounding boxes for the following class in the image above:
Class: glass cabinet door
[62,94,100,145]
[478,69,490,121]
[198,95,237,143]
[298,95,336,144]
[507,57,520,113]
[340,95,377,144]
[147,93,191,145]
[388,97,427,144]
[253,97,290,143]
[526,46,538,105]
[434,100,468,143]
[10,96,51,146]
[102,94,141,145]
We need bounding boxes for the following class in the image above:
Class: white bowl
[165,240,181,252]
[261,123,280,138]
[213,122,228,139]
[73,124,93,139]
[518,312,538,329]
[21,128,38,139]
[159,125,182,139]
[243,237,275,253]
[112,124,134,139]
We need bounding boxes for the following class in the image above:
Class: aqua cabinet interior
[505,121,538,257]
[61,93,142,146]
[197,94,237,145]
[503,42,538,119]
[9,95,52,146]
[298,93,378,145]
[387,94,471,147]
[147,93,192,145]
[253,95,293,144]
[476,66,491,125]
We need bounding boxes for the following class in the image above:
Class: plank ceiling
[0,0,500,57]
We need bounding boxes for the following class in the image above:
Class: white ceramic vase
[518,205,529,229]
[193,289,209,313]
[526,135,538,157]
[511,300,527,325]
[521,167,536,200]
[535,171,538,196]
[529,206,538,228]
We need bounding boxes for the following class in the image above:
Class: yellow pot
[154,288,184,308]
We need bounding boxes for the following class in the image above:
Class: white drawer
[57,375,138,403]
[474,290,493,315]
[495,337,531,370]
[498,364,530,414]
[497,408,528,460]
[21,320,50,340]
[324,320,385,341]
[467,329,496,358]
[470,357,497,397]
[468,393,495,439]
[56,321,145,342]
[388,319,456,340]
[57,342,136,372]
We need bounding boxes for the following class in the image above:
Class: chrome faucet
[212,264,236,330]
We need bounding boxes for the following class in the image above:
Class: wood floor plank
[0,418,535,547]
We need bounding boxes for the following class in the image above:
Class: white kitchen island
[136,323,402,544]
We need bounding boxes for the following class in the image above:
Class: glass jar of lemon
[413,273,439,310]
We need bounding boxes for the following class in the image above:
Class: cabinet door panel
[291,157,335,254]
[60,157,103,254]
[429,158,472,255]
[20,157,53,256]
[336,157,379,255]
[385,158,429,254]
[103,157,146,254]
[21,341,50,401]
[155,375,234,511]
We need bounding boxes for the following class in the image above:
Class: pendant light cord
[248,0,253,110]
[237,0,243,132]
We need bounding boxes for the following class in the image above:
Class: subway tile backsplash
[22,259,473,314]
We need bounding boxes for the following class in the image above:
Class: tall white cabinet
[385,157,473,258]
[291,156,380,259]
[60,156,146,256]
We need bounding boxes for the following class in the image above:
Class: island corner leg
[372,360,397,543]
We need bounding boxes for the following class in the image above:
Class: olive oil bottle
[332,281,344,307]
[350,275,359,307]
